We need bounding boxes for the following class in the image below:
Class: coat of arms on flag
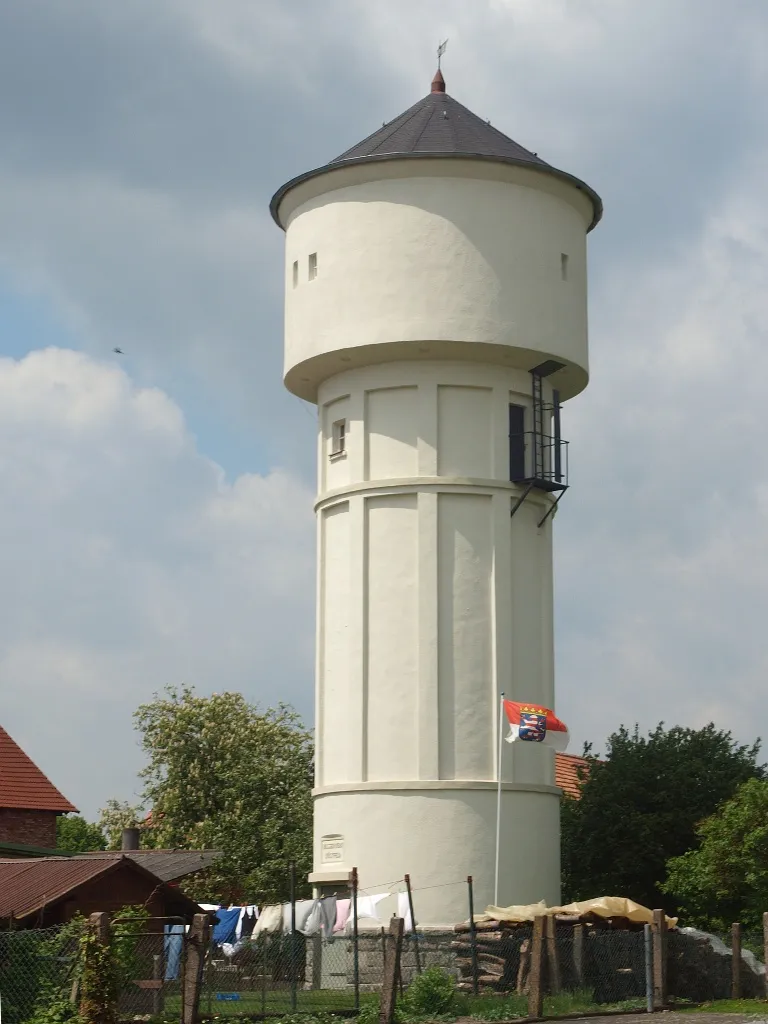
[503,700,569,752]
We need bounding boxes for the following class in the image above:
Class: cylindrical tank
[271,77,601,927]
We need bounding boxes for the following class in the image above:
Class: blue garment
[164,924,184,981]
[212,907,241,946]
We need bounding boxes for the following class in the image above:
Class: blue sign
[216,993,241,1001]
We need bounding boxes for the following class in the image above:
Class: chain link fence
[113,920,187,1019]
[0,923,83,1024]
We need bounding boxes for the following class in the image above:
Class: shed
[0,854,201,927]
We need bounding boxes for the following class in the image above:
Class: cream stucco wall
[311,361,560,923]
[282,161,592,402]
[275,154,595,926]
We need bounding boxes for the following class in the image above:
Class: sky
[2,0,768,819]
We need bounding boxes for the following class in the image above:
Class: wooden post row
[380,917,405,1024]
[545,915,561,994]
[82,913,113,1024]
[731,922,741,1000]
[183,913,211,1024]
[528,915,546,1019]
[651,909,667,1010]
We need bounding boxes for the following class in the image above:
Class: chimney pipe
[121,827,140,851]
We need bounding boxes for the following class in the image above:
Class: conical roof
[271,76,601,230]
[331,91,551,170]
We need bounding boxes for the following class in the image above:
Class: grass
[680,998,768,1014]
[458,989,645,1020]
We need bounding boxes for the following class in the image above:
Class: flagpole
[494,691,505,907]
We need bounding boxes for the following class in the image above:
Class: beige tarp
[476,896,677,927]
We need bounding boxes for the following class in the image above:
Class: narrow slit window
[292,260,299,288]
[308,252,318,280]
[560,253,569,280]
[330,419,346,457]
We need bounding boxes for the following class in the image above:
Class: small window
[308,252,318,281]
[560,253,569,280]
[292,260,299,288]
[330,419,346,457]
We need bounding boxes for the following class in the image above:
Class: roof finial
[432,39,448,93]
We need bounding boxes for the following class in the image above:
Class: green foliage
[97,799,144,850]
[401,967,458,1018]
[663,776,768,929]
[561,722,763,912]
[56,815,106,854]
[24,919,86,1024]
[132,684,313,903]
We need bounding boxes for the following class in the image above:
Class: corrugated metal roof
[0,857,117,919]
[0,726,77,813]
[555,752,591,799]
[80,849,221,882]
[0,855,204,920]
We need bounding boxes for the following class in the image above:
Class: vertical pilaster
[348,494,367,781]
[417,490,439,779]
[492,490,513,782]
[418,380,438,476]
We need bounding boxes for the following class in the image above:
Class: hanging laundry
[235,905,259,941]
[346,893,389,931]
[334,898,351,934]
[164,924,184,981]
[282,899,319,934]
[320,896,337,941]
[212,907,241,946]
[397,892,413,933]
[240,907,259,940]
[301,900,323,937]
[253,904,283,935]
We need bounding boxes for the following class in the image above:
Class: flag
[503,700,569,752]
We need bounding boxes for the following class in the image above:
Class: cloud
[1,0,768,809]
[0,348,314,817]
[556,148,768,755]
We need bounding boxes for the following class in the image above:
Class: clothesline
[202,878,470,954]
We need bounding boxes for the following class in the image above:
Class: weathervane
[437,38,448,69]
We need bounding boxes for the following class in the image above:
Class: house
[0,854,202,927]
[555,752,591,799]
[0,725,77,850]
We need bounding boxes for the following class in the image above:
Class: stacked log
[452,921,528,993]
[453,914,646,995]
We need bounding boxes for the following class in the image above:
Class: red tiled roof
[555,752,591,799]
[0,726,77,813]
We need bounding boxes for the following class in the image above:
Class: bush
[402,967,457,1019]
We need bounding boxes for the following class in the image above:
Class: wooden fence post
[731,922,742,1000]
[545,915,560,994]
[651,909,667,1010]
[380,917,405,1024]
[81,913,113,1024]
[182,913,211,1024]
[573,924,584,988]
[528,915,546,1019]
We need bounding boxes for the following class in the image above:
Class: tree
[561,723,763,913]
[132,685,313,904]
[98,799,145,850]
[55,815,106,853]
[663,777,768,929]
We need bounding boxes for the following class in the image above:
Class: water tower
[270,68,602,927]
